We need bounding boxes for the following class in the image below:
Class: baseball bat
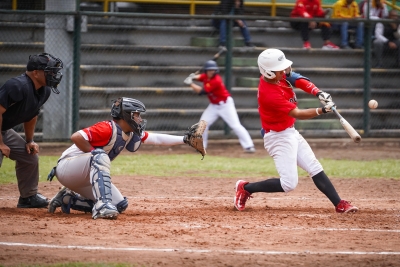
[194,47,227,74]
[331,106,362,143]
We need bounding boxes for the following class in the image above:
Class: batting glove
[322,102,335,113]
[184,73,195,85]
[316,91,333,105]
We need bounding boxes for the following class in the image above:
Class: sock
[244,178,285,193]
[312,171,341,206]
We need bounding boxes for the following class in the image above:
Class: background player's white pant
[55,153,125,206]
[200,96,254,149]
[263,127,323,192]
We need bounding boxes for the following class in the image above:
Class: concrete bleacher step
[1,63,400,89]
[190,36,244,47]
[0,20,341,48]
[235,68,400,89]
[79,86,400,110]
[0,42,370,69]
[216,57,257,67]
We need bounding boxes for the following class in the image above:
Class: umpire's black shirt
[0,73,51,131]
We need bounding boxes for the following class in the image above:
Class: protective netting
[0,1,399,141]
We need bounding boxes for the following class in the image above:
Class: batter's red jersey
[198,73,231,104]
[290,0,326,18]
[258,76,297,132]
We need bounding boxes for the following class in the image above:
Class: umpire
[0,53,63,208]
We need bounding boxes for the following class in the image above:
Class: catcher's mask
[27,53,64,94]
[110,97,147,136]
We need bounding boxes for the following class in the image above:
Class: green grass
[0,155,399,185]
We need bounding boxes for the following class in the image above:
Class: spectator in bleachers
[212,0,254,48]
[373,9,400,68]
[290,0,339,49]
[359,0,388,19]
[332,0,364,49]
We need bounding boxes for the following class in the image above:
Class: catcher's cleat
[234,180,252,211]
[92,202,119,220]
[48,186,67,213]
[17,193,49,208]
[335,200,358,213]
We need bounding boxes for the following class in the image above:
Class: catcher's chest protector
[101,121,141,161]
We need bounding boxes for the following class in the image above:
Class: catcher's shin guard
[90,149,118,219]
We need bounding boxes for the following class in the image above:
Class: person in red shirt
[234,48,358,213]
[184,60,255,153]
[47,97,204,220]
[290,0,339,49]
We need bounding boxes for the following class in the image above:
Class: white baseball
[368,99,378,109]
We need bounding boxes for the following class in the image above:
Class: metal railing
[8,0,399,16]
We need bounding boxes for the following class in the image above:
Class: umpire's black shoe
[17,193,49,208]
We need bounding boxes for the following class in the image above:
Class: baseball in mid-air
[368,99,378,109]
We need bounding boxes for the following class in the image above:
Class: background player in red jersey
[290,0,339,49]
[47,97,205,220]
[234,48,358,213]
[184,60,255,153]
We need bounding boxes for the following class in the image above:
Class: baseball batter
[184,60,255,153]
[47,97,204,220]
[234,48,358,213]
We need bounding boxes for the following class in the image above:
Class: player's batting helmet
[257,49,292,79]
[27,53,63,94]
[203,60,219,72]
[111,97,147,136]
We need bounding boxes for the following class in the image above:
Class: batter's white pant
[263,127,323,192]
[55,153,125,206]
[200,96,254,149]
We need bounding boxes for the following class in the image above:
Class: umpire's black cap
[26,53,50,71]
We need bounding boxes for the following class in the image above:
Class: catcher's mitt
[183,120,207,159]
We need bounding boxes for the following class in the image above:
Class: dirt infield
[0,139,399,267]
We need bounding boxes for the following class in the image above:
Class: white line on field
[0,196,397,202]
[0,242,399,255]
[178,224,400,233]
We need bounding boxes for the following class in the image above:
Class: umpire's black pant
[1,129,39,198]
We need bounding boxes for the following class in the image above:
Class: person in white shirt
[373,9,400,68]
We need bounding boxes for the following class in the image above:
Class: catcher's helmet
[257,49,292,79]
[203,60,219,72]
[111,97,147,136]
[27,53,63,94]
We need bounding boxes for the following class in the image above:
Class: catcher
[47,97,206,220]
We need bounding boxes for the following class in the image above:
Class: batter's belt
[261,124,294,137]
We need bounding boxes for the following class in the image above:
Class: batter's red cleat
[335,200,358,213]
[234,180,252,211]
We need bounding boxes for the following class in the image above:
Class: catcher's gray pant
[55,153,125,206]
[200,96,254,149]
[1,129,39,198]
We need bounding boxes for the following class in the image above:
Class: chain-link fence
[1,1,399,141]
